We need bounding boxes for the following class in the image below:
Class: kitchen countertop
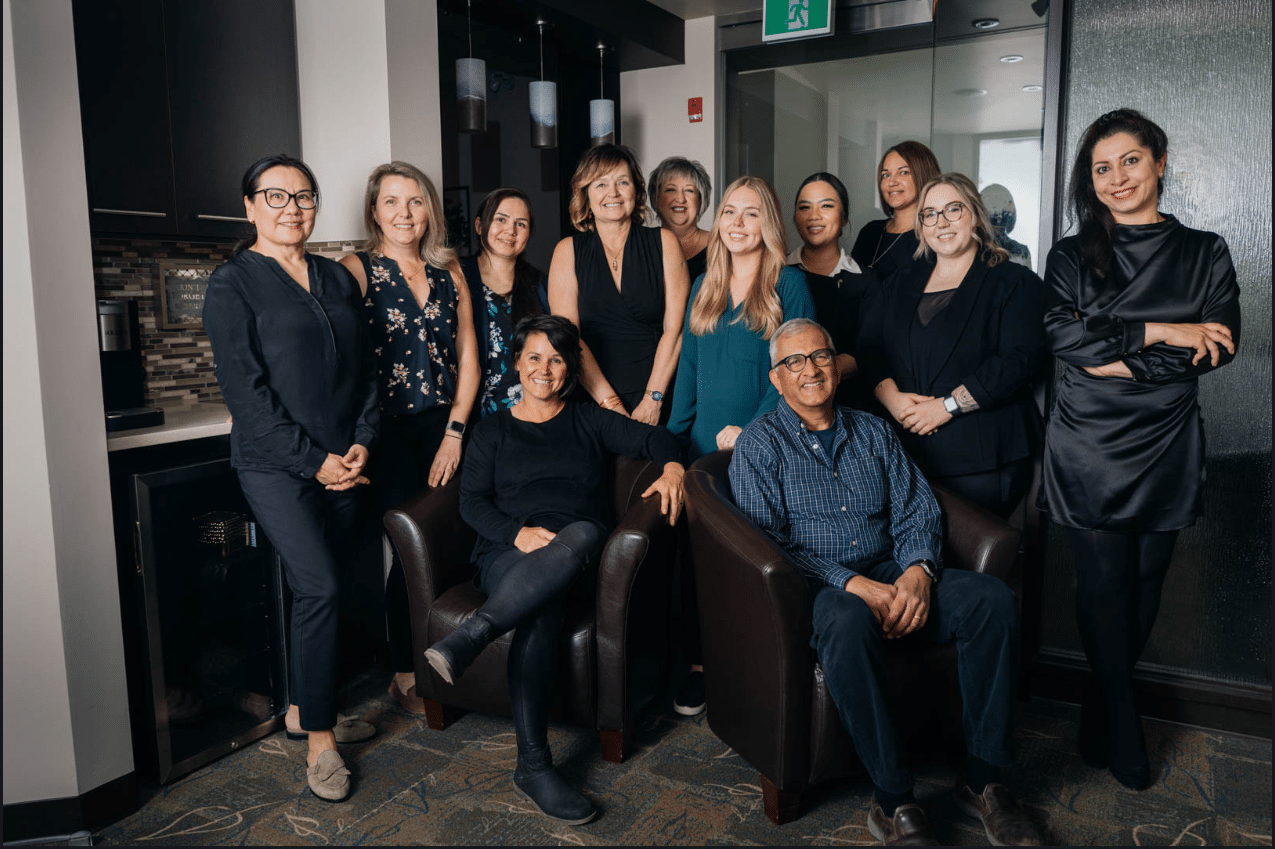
[106,400,232,451]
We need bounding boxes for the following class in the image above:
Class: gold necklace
[603,244,623,271]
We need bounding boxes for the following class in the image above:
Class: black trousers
[932,455,1034,520]
[238,468,363,731]
[377,408,450,672]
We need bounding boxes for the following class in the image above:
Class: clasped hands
[314,444,370,491]
[845,565,933,639]
[879,380,951,437]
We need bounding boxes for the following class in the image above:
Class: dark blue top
[358,251,460,417]
[203,250,379,478]
[459,255,550,419]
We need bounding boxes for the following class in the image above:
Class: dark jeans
[377,408,450,672]
[237,468,363,731]
[810,560,1019,794]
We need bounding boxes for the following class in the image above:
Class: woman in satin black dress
[1039,109,1240,790]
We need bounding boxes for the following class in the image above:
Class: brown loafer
[867,799,940,846]
[954,782,1043,846]
[388,679,429,717]
[285,713,375,743]
[307,749,351,802]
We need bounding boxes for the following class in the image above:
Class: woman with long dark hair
[1040,108,1239,789]
[339,161,480,719]
[460,188,549,418]
[204,154,379,801]
[850,141,941,284]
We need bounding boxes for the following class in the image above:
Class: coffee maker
[98,299,164,431]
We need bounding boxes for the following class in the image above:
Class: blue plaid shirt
[729,399,942,590]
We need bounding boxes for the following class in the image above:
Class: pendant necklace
[871,229,905,268]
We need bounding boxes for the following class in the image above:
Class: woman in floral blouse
[340,161,479,717]
[459,188,549,418]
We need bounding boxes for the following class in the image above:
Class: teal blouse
[668,265,816,460]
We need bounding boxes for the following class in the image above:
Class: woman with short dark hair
[204,154,379,802]
[549,144,690,424]
[850,140,941,283]
[338,161,480,719]
[430,314,685,825]
[1039,108,1239,790]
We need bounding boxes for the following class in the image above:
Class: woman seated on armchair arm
[427,314,685,827]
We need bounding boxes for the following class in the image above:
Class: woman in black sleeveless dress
[1040,109,1239,790]
[548,144,690,425]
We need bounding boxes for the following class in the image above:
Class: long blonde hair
[361,161,456,269]
[689,176,788,339]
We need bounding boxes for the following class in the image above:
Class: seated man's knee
[812,588,881,650]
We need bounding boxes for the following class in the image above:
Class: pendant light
[529,20,556,148]
[589,43,615,146]
[456,0,486,133]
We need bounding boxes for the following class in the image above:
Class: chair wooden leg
[599,729,626,764]
[760,774,801,825]
[423,699,460,731]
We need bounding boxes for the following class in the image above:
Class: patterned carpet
[95,671,1271,846]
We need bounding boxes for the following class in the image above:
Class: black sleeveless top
[572,225,666,411]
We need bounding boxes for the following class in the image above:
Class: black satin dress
[1038,216,1241,531]
[573,225,666,412]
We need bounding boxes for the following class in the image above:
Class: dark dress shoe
[955,782,1043,846]
[513,749,596,825]
[388,679,429,717]
[867,799,940,846]
[425,611,496,685]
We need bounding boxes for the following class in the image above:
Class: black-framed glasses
[252,188,318,209]
[920,202,965,226]
[774,348,835,372]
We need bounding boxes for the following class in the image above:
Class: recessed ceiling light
[972,18,1000,29]
[1022,84,1043,92]
[1000,54,1025,63]
[954,88,988,97]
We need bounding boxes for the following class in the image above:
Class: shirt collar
[776,397,848,459]
[787,246,863,277]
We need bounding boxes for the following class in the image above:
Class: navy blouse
[358,252,460,417]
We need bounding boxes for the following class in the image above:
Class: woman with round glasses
[1039,109,1239,790]
[667,175,816,461]
[857,173,1046,518]
[850,141,941,284]
[204,154,379,802]
[339,161,480,719]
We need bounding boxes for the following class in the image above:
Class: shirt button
[852,540,857,546]
[841,506,847,512]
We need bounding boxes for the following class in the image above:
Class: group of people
[201,107,1239,844]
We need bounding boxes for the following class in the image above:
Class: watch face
[650,391,663,401]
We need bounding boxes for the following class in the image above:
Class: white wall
[620,16,718,221]
[3,0,133,804]
[295,0,443,244]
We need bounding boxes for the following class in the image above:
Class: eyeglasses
[920,202,966,226]
[252,188,318,209]
[774,348,835,372]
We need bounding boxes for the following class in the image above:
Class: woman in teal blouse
[668,175,816,461]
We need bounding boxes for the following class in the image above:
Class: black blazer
[857,254,1046,478]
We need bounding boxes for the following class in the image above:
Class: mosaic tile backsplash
[91,238,358,407]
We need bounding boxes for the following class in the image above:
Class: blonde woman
[667,176,816,461]
[548,144,689,425]
[339,161,479,717]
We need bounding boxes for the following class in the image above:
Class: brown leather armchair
[383,456,675,764]
[684,449,1020,824]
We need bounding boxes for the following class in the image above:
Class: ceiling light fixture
[972,18,1000,29]
[954,88,988,97]
[589,43,615,146]
[529,19,556,148]
[1022,84,1043,92]
[1000,54,1025,63]
[456,0,486,133]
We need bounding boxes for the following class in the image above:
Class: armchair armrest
[383,474,478,617]
[684,451,815,792]
[931,484,1020,582]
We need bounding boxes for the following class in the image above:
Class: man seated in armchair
[728,317,1042,847]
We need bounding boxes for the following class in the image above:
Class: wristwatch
[942,395,960,416]
[910,558,939,583]
[646,390,664,402]
[446,420,466,437]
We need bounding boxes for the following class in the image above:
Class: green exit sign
[763,0,834,42]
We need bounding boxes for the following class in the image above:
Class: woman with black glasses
[857,173,1046,518]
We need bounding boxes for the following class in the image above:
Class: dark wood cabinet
[72,0,301,241]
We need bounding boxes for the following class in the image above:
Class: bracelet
[599,396,622,410]
[444,430,464,440]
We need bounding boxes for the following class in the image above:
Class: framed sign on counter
[156,263,212,330]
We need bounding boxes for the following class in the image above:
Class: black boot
[1078,678,1109,768]
[514,745,596,825]
[424,611,496,685]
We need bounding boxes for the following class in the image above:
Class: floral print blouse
[478,283,523,417]
[358,251,459,417]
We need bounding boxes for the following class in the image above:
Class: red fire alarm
[688,97,703,123]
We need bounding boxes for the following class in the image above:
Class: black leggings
[1066,527,1179,760]
[478,521,608,755]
